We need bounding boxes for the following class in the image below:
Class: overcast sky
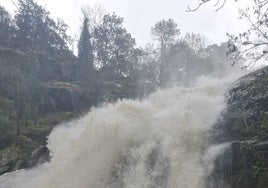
[1,0,251,47]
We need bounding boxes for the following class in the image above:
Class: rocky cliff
[0,48,78,175]
[211,66,268,188]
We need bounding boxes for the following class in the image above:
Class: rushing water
[0,76,239,188]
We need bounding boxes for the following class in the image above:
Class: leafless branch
[216,0,227,11]
[186,0,210,12]
[9,0,19,11]
[186,0,228,12]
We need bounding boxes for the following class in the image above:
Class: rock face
[0,145,49,175]
[0,147,18,174]
[211,66,268,188]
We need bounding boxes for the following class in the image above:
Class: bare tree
[190,0,268,66]
[81,4,106,31]
[183,32,207,55]
[228,1,268,66]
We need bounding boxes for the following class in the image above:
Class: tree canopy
[94,13,139,80]
[15,0,71,51]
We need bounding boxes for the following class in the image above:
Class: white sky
[1,0,252,47]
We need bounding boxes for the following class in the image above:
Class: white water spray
[0,75,241,188]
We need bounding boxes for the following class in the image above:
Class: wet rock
[0,166,9,175]
[28,146,49,167]
[0,144,49,175]
[211,66,268,188]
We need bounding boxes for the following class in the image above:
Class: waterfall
[0,75,240,188]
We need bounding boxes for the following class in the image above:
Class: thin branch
[245,52,266,68]
[214,0,220,7]
[9,0,19,11]
[260,7,268,21]
[241,42,268,54]
[187,0,228,12]
[216,0,227,11]
[243,11,268,40]
[186,0,210,12]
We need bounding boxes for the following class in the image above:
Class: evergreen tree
[78,17,94,68]
[77,16,100,107]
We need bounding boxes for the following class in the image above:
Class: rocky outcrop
[0,147,18,174]
[210,141,268,188]
[0,144,49,176]
[211,66,268,188]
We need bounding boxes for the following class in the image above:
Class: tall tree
[151,18,180,86]
[78,16,94,68]
[93,13,141,101]
[94,13,138,80]
[77,16,100,107]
